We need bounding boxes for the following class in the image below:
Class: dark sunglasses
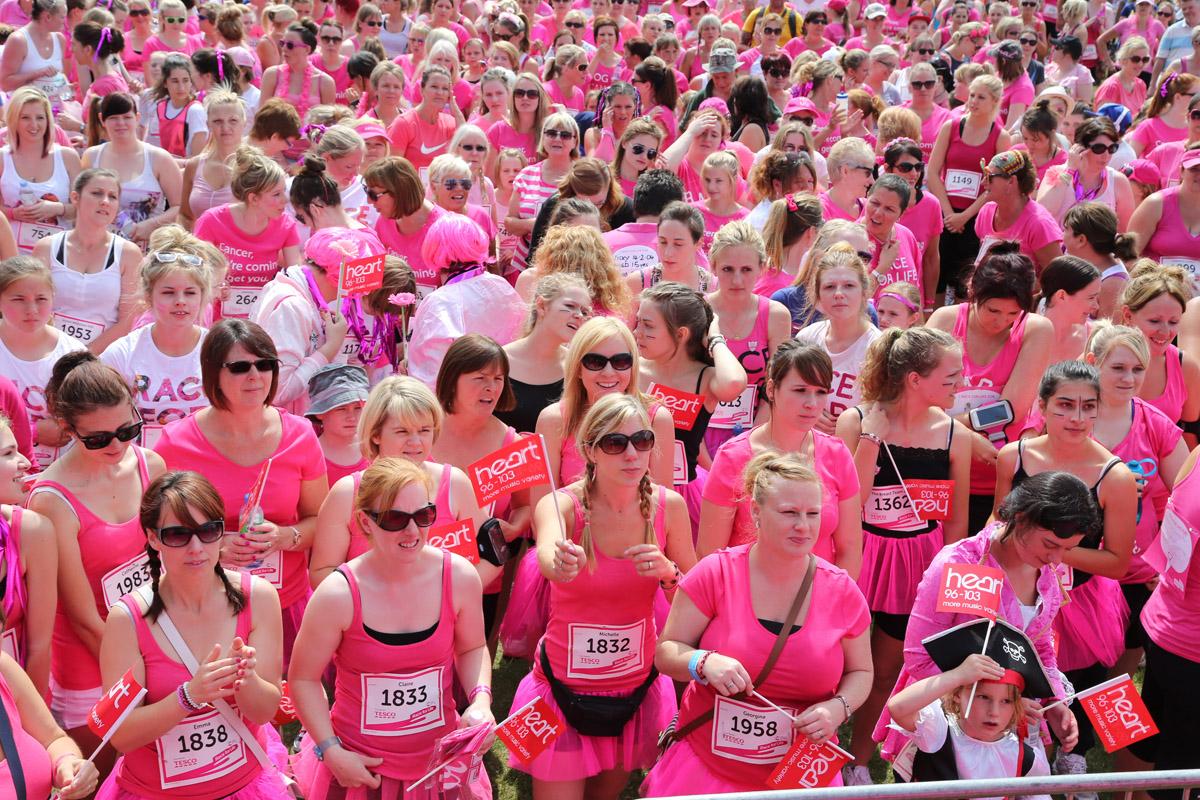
[809,16,827,23]
[1020,1,1037,6]
[1019,36,1038,44]
[320,34,343,43]
[513,87,539,99]
[459,143,487,152]
[629,143,658,158]
[1086,142,1119,155]
[910,79,936,90]
[581,352,634,371]
[443,178,472,190]
[543,128,575,139]
[1128,54,1151,63]
[566,20,584,27]
[282,40,308,49]
[224,358,279,374]
[364,503,438,531]
[766,68,790,78]
[1158,10,1174,16]
[890,161,924,173]
[129,7,150,15]
[366,188,390,201]
[857,249,873,261]
[74,419,144,450]
[575,62,588,71]
[763,26,782,34]
[594,429,655,455]
[363,18,382,26]
[493,31,516,40]
[916,48,935,55]
[1190,109,1200,121]
[158,520,225,548]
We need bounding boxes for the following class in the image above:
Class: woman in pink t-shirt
[1095,37,1152,112]
[484,72,548,174]
[366,156,446,296]
[193,147,301,321]
[883,139,942,308]
[974,150,1063,274]
[153,319,328,665]
[699,341,862,573]
[290,458,494,799]
[507,112,578,270]
[644,450,871,796]
[309,376,487,586]
[1097,1,1164,60]
[98,472,289,800]
[1128,72,1198,156]
[697,152,750,255]
[863,175,925,306]
[544,44,588,114]
[516,394,694,794]
[28,353,166,776]
[905,63,952,163]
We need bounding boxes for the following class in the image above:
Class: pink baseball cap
[784,96,819,117]
[1122,158,1162,186]
[699,97,730,115]
[356,121,389,141]
[1182,149,1200,171]
[827,0,848,11]
[683,0,708,7]
[224,46,256,69]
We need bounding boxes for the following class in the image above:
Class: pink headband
[1161,71,1178,98]
[356,122,387,140]
[880,291,918,312]
[94,27,111,61]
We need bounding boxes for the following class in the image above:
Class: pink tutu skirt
[1054,575,1129,672]
[857,527,944,616]
[641,736,845,797]
[506,669,677,781]
[292,729,491,800]
[98,724,291,800]
[498,548,550,660]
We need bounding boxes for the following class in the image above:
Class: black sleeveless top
[674,367,713,484]
[1010,440,1121,587]
[495,376,564,435]
[856,408,954,539]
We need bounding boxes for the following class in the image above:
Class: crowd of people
[0,0,1194,795]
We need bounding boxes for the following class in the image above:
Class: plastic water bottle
[241,493,265,568]
[18,183,35,208]
[836,91,848,114]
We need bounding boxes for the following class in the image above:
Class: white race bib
[949,387,1001,418]
[53,312,104,345]
[15,221,63,253]
[566,620,646,681]
[101,551,152,608]
[944,169,983,200]
[359,667,445,736]
[415,283,438,305]
[1,628,18,662]
[864,485,923,530]
[1082,44,1097,61]
[141,425,164,450]
[224,287,263,319]
[31,442,57,472]
[709,385,757,430]
[672,440,687,486]
[242,548,283,589]
[612,245,659,276]
[1160,258,1200,293]
[710,696,796,765]
[156,709,246,789]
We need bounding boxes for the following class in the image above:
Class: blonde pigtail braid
[638,472,655,547]
[579,461,597,571]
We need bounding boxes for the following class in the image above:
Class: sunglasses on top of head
[363,503,438,531]
[593,429,655,455]
[157,520,225,547]
[581,352,634,371]
[73,419,144,450]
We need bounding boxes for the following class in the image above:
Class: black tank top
[857,408,954,539]
[674,367,713,483]
[1010,440,1121,586]
[495,377,564,435]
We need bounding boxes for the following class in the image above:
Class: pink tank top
[724,295,773,396]
[310,53,351,103]
[591,127,617,163]
[559,432,586,486]
[1,508,28,666]
[951,303,1027,494]
[347,462,455,561]
[0,671,52,800]
[330,556,457,780]
[39,448,151,690]
[538,487,666,693]
[113,575,262,800]
[1145,187,1200,262]
[1148,344,1187,423]
[943,119,1002,212]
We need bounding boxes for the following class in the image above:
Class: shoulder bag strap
[141,587,272,770]
[0,684,26,800]
[671,555,818,741]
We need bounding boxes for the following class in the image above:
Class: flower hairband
[301,123,327,143]
[1161,71,1178,98]
[497,11,524,31]
[786,192,804,211]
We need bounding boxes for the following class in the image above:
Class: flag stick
[540,434,569,544]
[751,692,853,761]
[406,697,543,793]
[963,618,995,718]
[1040,674,1132,713]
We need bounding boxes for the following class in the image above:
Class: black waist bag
[539,642,658,738]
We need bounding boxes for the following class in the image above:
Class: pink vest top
[347,462,454,561]
[1148,344,1187,423]
[0,671,52,800]
[943,119,1002,212]
[1145,187,1200,262]
[39,448,151,690]
[952,303,1027,494]
[723,295,773,395]
[1,508,28,666]
[330,556,457,780]
[113,574,262,799]
[537,487,665,693]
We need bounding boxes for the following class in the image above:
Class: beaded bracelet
[834,694,852,723]
[695,650,714,684]
[468,685,492,703]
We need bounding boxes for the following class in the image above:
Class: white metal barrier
[655,769,1200,800]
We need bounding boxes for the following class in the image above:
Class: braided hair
[140,471,245,622]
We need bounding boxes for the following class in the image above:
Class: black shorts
[937,222,981,297]
[872,610,909,642]
[1129,640,1200,799]
[1121,581,1153,650]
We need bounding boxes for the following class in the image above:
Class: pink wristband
[468,685,492,703]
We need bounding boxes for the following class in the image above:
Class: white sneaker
[1052,751,1097,800]
[842,765,873,786]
